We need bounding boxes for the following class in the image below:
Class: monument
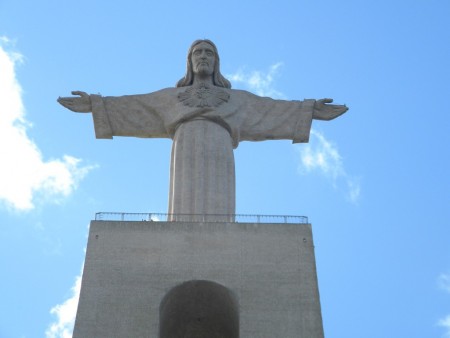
[59,39,347,218]
[59,39,347,337]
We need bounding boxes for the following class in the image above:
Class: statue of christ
[58,39,347,219]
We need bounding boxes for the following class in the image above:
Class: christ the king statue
[58,39,347,218]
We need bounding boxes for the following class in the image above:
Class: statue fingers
[71,90,88,97]
[334,104,348,113]
[319,98,333,104]
[329,105,348,119]
[57,97,72,106]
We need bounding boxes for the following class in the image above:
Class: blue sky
[1,0,449,337]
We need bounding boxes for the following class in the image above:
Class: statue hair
[176,39,231,89]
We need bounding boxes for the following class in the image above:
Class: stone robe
[89,86,315,219]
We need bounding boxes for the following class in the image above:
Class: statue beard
[194,63,214,77]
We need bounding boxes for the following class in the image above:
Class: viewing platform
[94,212,309,224]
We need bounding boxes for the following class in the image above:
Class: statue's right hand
[57,91,92,113]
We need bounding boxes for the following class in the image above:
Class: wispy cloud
[439,273,450,293]
[227,62,285,98]
[46,270,81,338]
[439,315,450,337]
[297,129,361,203]
[0,37,94,211]
[438,273,450,337]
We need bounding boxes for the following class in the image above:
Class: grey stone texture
[73,221,324,338]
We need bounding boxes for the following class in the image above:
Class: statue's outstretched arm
[313,98,348,121]
[57,91,92,113]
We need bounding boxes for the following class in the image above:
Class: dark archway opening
[159,280,239,338]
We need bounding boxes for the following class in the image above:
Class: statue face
[191,42,215,77]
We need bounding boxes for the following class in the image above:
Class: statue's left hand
[313,98,348,121]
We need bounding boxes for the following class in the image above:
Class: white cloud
[438,273,450,337]
[439,315,450,337]
[297,129,361,203]
[46,271,81,338]
[227,62,285,98]
[439,273,450,293]
[0,37,94,211]
[299,129,344,179]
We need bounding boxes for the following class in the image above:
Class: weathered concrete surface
[73,221,324,338]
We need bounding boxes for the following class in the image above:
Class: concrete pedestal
[73,221,324,338]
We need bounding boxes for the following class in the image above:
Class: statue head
[176,39,231,89]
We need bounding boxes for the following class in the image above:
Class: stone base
[73,221,324,338]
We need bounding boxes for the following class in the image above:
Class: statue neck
[192,75,214,86]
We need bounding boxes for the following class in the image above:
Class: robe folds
[89,87,315,219]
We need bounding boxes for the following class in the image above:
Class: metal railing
[94,212,308,224]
